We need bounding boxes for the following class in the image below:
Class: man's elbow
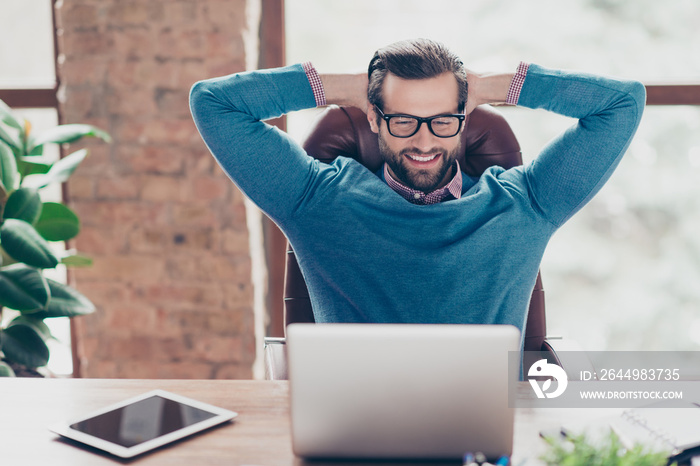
[626,80,647,121]
[189,80,209,119]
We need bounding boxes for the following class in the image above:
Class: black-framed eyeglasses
[374,106,465,138]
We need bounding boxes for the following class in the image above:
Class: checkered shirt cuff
[302,62,326,107]
[505,62,530,106]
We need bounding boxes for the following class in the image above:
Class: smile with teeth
[406,152,440,162]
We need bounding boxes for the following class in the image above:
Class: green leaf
[60,252,93,267]
[0,361,16,377]
[0,99,22,131]
[0,323,50,368]
[0,122,22,153]
[9,315,53,341]
[1,141,18,193]
[540,431,669,466]
[17,158,50,178]
[0,218,59,268]
[0,264,50,311]
[34,202,80,241]
[21,149,88,190]
[28,278,95,318]
[0,244,17,267]
[27,144,43,156]
[3,188,42,224]
[28,124,112,152]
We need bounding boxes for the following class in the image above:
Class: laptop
[286,323,520,461]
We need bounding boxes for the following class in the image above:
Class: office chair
[264,104,586,380]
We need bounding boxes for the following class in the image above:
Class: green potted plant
[541,431,671,466]
[0,98,110,377]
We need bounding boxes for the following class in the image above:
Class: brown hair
[368,38,468,112]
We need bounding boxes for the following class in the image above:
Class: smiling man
[189,39,645,342]
[365,41,470,199]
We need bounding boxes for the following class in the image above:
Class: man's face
[368,72,463,193]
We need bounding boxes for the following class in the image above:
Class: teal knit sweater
[190,64,645,342]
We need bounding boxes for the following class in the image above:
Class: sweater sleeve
[189,64,321,223]
[516,64,646,227]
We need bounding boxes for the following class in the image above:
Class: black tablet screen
[70,395,218,447]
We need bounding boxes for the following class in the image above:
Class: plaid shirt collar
[383,160,463,205]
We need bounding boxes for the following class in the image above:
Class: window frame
[0,1,77,376]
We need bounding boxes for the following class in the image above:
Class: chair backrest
[284,105,546,352]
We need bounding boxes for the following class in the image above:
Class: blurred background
[1,0,698,379]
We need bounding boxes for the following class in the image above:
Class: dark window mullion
[0,88,57,109]
[646,85,700,106]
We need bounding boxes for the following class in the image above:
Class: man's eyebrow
[382,108,461,117]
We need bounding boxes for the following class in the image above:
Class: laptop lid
[287,323,520,460]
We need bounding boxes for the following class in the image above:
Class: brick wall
[56,0,259,379]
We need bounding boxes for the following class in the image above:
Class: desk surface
[1,378,617,466]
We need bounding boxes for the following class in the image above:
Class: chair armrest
[541,337,596,381]
[263,337,288,380]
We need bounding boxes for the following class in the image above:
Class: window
[0,0,56,89]
[0,0,72,375]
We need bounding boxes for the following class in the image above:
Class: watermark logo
[528,359,568,399]
[512,351,697,408]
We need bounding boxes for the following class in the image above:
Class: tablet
[49,390,238,458]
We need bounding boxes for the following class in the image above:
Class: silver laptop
[287,323,520,460]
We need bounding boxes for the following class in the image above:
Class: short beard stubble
[378,134,460,194]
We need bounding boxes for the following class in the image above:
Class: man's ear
[367,106,379,134]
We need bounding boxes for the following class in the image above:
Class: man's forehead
[381,71,460,115]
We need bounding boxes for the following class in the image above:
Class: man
[190,39,645,345]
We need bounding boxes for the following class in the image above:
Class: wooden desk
[1,378,615,465]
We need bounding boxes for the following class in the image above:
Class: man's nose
[410,122,437,151]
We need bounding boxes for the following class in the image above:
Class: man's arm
[189,64,374,224]
[466,64,645,228]
[318,69,515,115]
[319,73,369,110]
[463,71,514,115]
[515,65,646,227]
[189,64,323,223]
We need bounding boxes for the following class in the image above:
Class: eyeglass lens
[388,116,461,138]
